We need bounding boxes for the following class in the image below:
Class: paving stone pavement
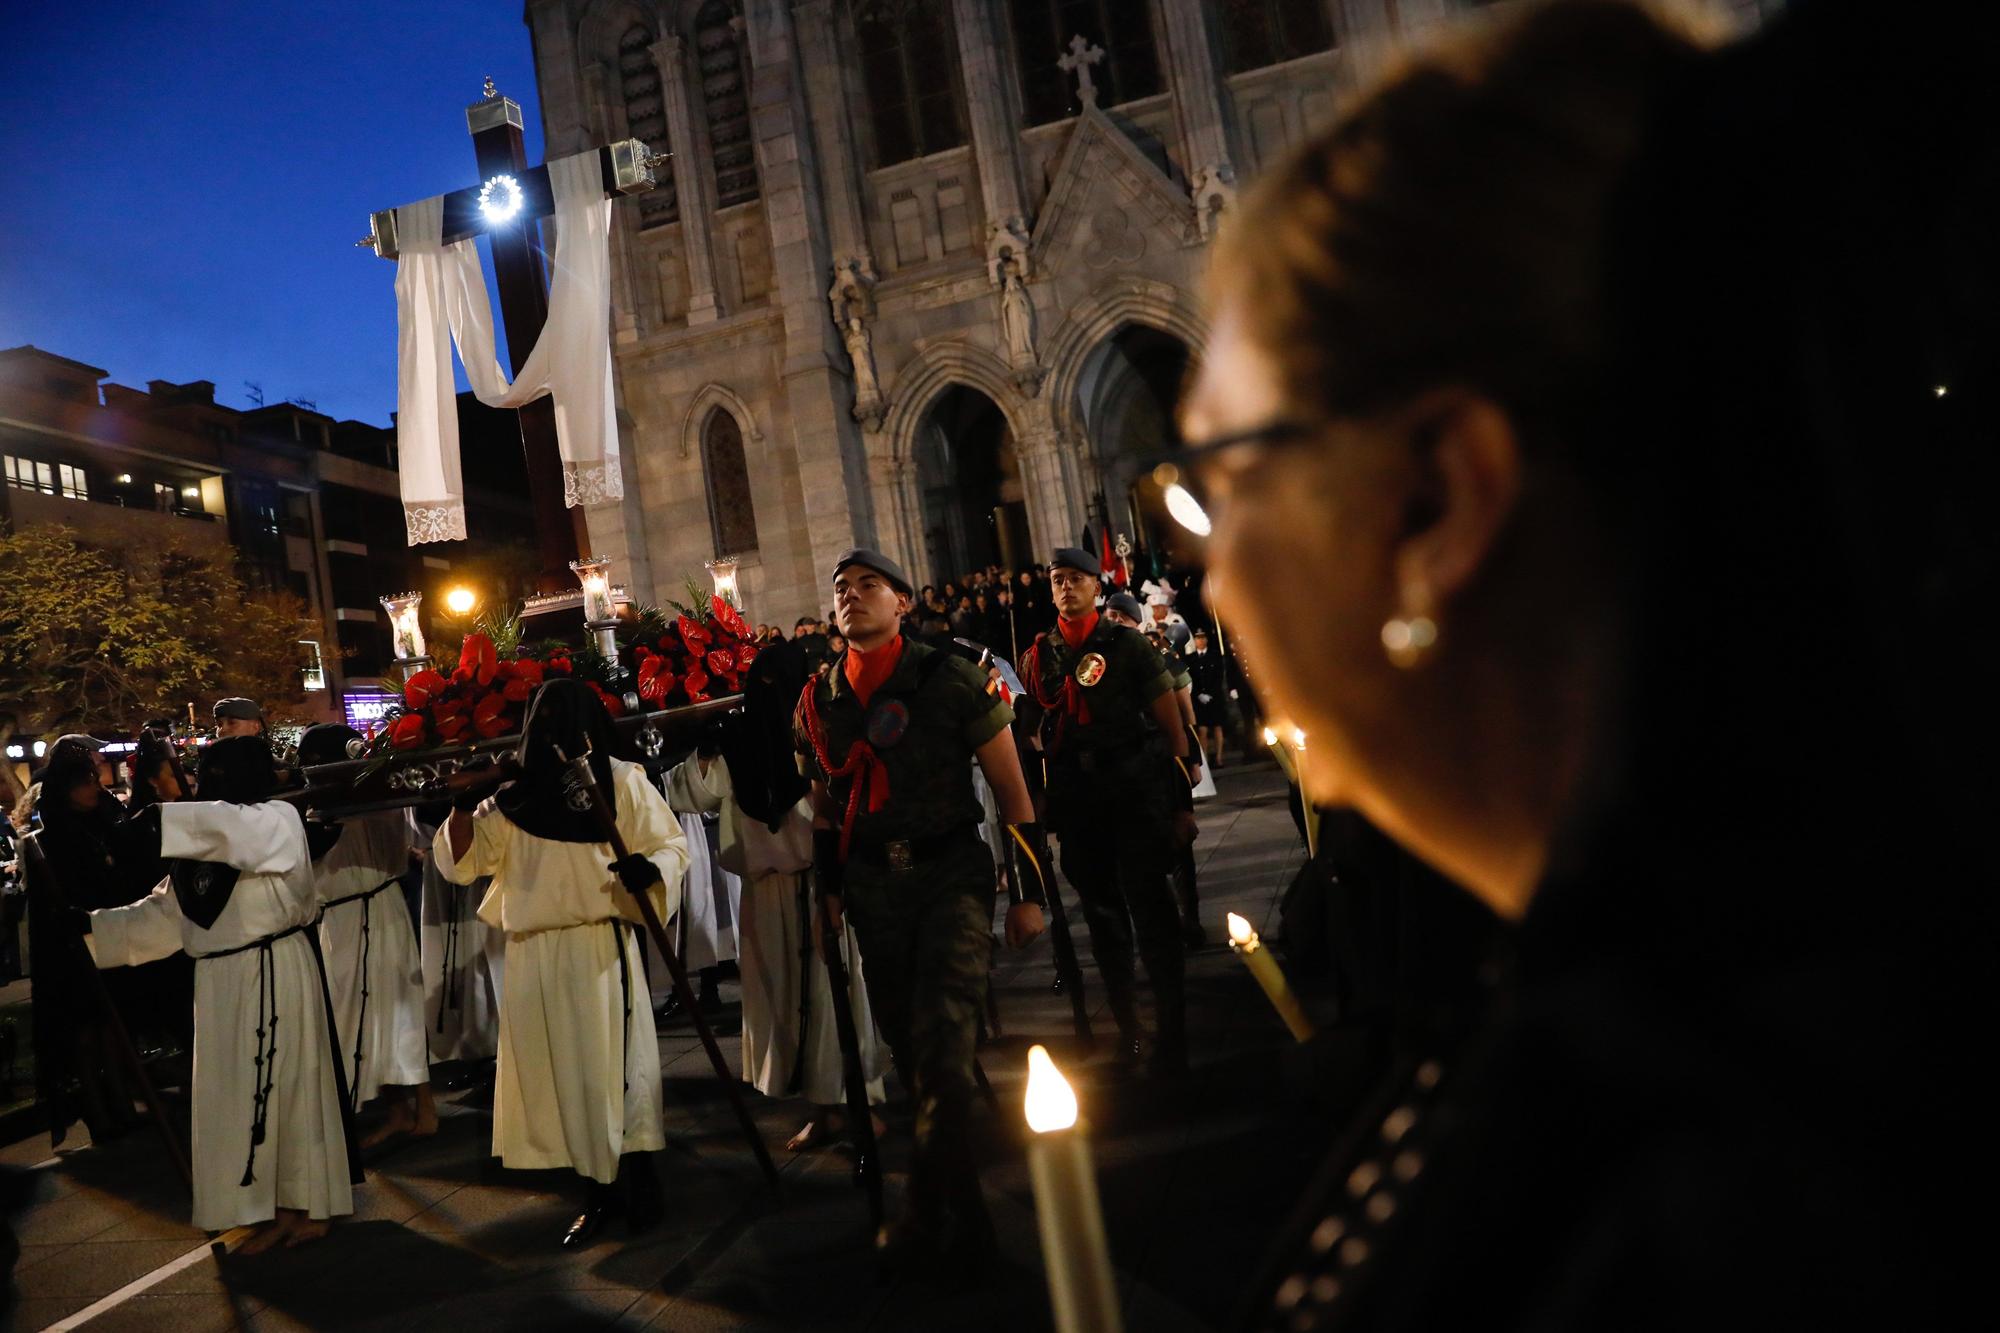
[2,760,1354,1332]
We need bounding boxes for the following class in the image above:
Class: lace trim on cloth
[563,462,623,508]
[405,501,467,545]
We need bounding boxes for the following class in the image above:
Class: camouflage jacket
[794,635,1012,849]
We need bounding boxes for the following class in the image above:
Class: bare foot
[234,1219,287,1256]
[785,1116,826,1152]
[361,1097,418,1148]
[411,1084,439,1137]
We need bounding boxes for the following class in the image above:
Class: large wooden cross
[361,79,661,589]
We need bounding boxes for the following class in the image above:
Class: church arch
[679,381,763,458]
[881,341,1027,469]
[576,2,680,225]
[698,405,759,558]
[1043,277,1206,443]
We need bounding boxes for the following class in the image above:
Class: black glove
[609,853,662,896]
[696,713,731,759]
[812,826,844,905]
[1003,821,1051,906]
[451,756,503,812]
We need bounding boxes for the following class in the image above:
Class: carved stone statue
[844,315,885,431]
[998,263,1042,394]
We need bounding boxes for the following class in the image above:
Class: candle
[1226,913,1315,1042]
[1025,1045,1121,1333]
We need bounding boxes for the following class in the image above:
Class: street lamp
[569,555,620,666]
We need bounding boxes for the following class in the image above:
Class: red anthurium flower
[706,648,735,677]
[388,714,428,750]
[461,633,498,686]
[587,682,625,717]
[639,668,675,703]
[474,712,514,739]
[711,594,749,638]
[472,691,510,732]
[514,659,545,685]
[436,714,471,741]
[736,643,759,669]
[503,677,534,703]
[404,669,449,708]
[677,614,711,648]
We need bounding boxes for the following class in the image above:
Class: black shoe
[561,1204,611,1249]
[654,990,685,1024]
[715,960,741,981]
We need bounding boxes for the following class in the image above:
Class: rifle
[813,891,884,1226]
[552,743,783,1194]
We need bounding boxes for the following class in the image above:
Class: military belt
[848,823,980,872]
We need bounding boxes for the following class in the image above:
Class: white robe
[674,810,741,973]
[666,754,885,1107]
[87,801,354,1232]
[434,759,688,1183]
[315,812,428,1107]
[409,811,504,1062]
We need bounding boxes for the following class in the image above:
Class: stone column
[742,0,877,573]
[1156,0,1240,237]
[652,32,723,324]
[580,60,643,344]
[1015,395,1082,559]
[526,0,589,157]
[866,449,920,580]
[792,0,875,280]
[950,0,1034,281]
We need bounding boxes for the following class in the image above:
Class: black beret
[212,697,264,722]
[1104,592,1144,621]
[831,549,913,596]
[1050,547,1099,575]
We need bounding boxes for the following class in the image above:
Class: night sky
[0,0,546,425]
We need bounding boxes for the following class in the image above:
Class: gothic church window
[701,407,759,556]
[696,0,760,208]
[1218,0,1333,75]
[1006,0,1162,126]
[617,23,679,227]
[854,0,968,166]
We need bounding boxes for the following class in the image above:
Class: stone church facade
[522,0,1765,626]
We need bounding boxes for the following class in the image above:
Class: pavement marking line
[40,1226,252,1331]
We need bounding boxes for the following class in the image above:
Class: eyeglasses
[1149,420,1318,536]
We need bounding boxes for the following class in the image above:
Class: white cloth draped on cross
[393,150,620,545]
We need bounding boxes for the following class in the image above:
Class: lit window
[3,455,56,495]
[300,640,326,692]
[57,463,88,500]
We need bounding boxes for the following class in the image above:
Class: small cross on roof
[1058,34,1106,108]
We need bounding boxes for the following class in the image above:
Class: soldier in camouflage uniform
[1108,592,1208,947]
[796,549,1048,1272]
[1019,551,1199,1076]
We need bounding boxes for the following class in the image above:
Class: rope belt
[435,880,464,1035]
[327,877,400,1111]
[611,919,633,1092]
[195,919,315,1186]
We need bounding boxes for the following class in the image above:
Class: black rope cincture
[240,940,279,1186]
[341,879,395,1112]
[435,882,464,1036]
[613,919,633,1093]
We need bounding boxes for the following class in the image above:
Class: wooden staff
[813,893,884,1225]
[23,835,193,1194]
[554,745,783,1193]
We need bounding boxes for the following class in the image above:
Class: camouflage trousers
[1058,811,1186,1045]
[841,833,996,1223]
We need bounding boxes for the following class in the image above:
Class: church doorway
[1075,324,1194,574]
[913,385,1030,583]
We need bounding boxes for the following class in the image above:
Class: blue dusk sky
[0,1,546,425]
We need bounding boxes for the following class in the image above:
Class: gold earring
[1381,585,1438,669]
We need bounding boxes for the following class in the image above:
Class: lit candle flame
[1024,1044,1079,1134]
[1226,911,1256,946]
[1291,728,1306,750]
[1261,727,1278,747]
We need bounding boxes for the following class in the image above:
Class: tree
[0,526,320,736]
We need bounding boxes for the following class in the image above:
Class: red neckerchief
[799,639,905,862]
[1058,610,1099,651]
[1025,614,1099,735]
[842,634,904,709]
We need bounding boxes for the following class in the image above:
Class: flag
[1100,525,1127,588]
